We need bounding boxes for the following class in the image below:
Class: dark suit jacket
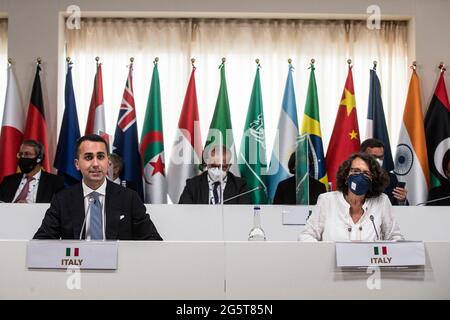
[178,171,252,204]
[0,171,65,203]
[427,182,450,205]
[33,180,162,240]
[273,175,327,205]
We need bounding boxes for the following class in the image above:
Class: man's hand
[393,187,407,202]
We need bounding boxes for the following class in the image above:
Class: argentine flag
[267,64,299,202]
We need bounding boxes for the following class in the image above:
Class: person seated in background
[273,152,326,205]
[0,140,64,203]
[427,152,450,205]
[108,153,138,193]
[33,134,162,240]
[179,145,251,204]
[360,138,408,205]
[299,152,404,242]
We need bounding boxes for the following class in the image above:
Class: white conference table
[1,204,450,241]
[1,240,450,299]
[1,204,450,299]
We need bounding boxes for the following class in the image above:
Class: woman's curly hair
[336,152,389,198]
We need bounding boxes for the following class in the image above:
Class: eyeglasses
[17,152,37,159]
[349,167,372,178]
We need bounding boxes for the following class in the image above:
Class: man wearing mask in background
[0,140,64,203]
[178,145,251,204]
[360,138,408,205]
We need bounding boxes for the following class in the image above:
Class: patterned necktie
[15,177,35,203]
[89,192,103,240]
[213,182,221,204]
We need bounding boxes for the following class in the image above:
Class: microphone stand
[416,195,450,206]
[79,197,95,240]
[223,185,263,203]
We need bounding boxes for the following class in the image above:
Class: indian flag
[394,68,430,205]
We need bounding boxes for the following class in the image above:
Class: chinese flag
[326,65,361,190]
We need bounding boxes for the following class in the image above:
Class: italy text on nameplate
[26,240,118,270]
[335,241,425,268]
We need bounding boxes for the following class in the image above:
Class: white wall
[0,0,449,165]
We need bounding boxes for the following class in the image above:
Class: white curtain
[0,19,8,124]
[65,18,408,165]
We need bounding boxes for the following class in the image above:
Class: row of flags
[1,59,449,205]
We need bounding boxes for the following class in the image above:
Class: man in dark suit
[33,134,162,240]
[0,140,64,203]
[273,152,327,205]
[179,145,251,204]
[360,138,408,205]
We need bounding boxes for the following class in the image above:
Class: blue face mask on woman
[347,173,372,196]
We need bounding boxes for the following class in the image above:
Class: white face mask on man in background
[375,158,383,168]
[204,145,231,182]
[208,167,227,182]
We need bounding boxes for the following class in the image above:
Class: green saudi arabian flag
[205,60,239,176]
[238,65,268,204]
[140,60,167,203]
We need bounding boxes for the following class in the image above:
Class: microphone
[416,195,450,206]
[79,197,95,240]
[370,215,380,241]
[223,185,264,203]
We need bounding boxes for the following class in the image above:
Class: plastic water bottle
[248,206,266,241]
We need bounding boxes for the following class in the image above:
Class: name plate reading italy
[27,240,118,270]
[335,241,425,268]
[282,206,313,225]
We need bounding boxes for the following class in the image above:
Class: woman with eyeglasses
[299,152,404,241]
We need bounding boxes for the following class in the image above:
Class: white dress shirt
[208,175,227,204]
[81,179,107,240]
[13,170,42,203]
[299,191,404,242]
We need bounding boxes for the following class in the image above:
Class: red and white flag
[167,66,203,203]
[0,64,24,181]
[85,63,105,135]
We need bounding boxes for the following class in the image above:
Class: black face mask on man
[18,157,40,174]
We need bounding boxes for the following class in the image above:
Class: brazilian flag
[301,62,328,190]
[424,71,450,187]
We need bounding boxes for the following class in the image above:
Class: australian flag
[54,62,81,186]
[366,66,394,172]
[113,65,144,199]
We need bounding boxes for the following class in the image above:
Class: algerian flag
[205,60,239,176]
[238,63,268,204]
[140,59,167,203]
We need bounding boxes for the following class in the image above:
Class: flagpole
[438,62,446,72]
[347,58,352,68]
[7,57,12,66]
[373,60,377,71]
